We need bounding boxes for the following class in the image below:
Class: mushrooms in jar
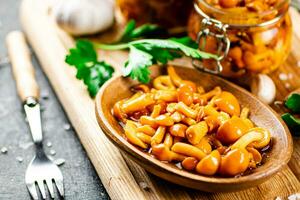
[187,0,292,77]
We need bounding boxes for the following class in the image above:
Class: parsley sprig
[65,40,114,97]
[95,38,217,83]
[282,93,300,136]
[65,20,217,97]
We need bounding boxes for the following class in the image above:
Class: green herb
[95,38,217,83]
[65,21,216,96]
[170,37,199,49]
[285,93,300,113]
[119,20,167,43]
[282,93,300,136]
[65,40,114,97]
[282,113,300,136]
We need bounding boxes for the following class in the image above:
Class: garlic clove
[53,0,115,36]
[250,74,276,104]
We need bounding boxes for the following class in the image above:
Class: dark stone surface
[0,0,109,199]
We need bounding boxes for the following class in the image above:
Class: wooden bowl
[95,65,293,192]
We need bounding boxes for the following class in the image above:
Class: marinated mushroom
[154,90,178,102]
[113,100,127,123]
[140,116,157,128]
[151,126,166,146]
[163,133,174,148]
[155,114,174,126]
[153,75,176,90]
[175,102,198,119]
[196,150,221,175]
[182,157,198,171]
[218,148,250,176]
[186,121,208,145]
[167,65,183,87]
[204,105,230,125]
[122,93,155,114]
[152,143,186,162]
[195,136,212,154]
[136,125,156,136]
[124,120,148,149]
[216,116,250,144]
[169,123,188,137]
[178,84,194,106]
[172,142,207,161]
[231,127,271,149]
[214,92,241,116]
[247,147,262,165]
[170,111,184,123]
[219,0,239,8]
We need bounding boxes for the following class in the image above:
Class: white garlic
[251,74,276,105]
[53,0,114,36]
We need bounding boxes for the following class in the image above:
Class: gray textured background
[0,0,109,199]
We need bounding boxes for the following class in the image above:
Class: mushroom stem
[172,142,207,161]
[231,128,264,149]
[167,65,183,87]
[124,121,148,149]
[152,144,186,162]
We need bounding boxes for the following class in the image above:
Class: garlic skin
[251,74,276,104]
[53,0,114,36]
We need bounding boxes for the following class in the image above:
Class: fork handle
[6,31,39,103]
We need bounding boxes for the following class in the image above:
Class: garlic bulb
[53,0,114,36]
[251,74,276,105]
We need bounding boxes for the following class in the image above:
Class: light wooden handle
[6,31,39,102]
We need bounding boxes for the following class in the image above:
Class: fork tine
[26,182,39,200]
[37,180,46,199]
[45,179,55,198]
[54,178,64,197]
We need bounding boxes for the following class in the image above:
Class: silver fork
[6,31,64,199]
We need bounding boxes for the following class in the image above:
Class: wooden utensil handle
[6,31,39,102]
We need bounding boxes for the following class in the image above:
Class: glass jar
[187,0,292,77]
[117,0,193,28]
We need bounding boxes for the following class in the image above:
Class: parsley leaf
[170,37,199,49]
[124,39,216,82]
[282,113,300,136]
[65,40,114,97]
[131,39,215,59]
[96,37,217,83]
[119,20,167,43]
[123,45,152,83]
[65,30,216,95]
[282,93,300,136]
[285,93,300,113]
[134,43,181,64]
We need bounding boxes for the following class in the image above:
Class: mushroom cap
[216,116,250,144]
[169,123,188,137]
[196,150,221,176]
[182,157,198,171]
[178,84,194,105]
[214,91,241,116]
[218,148,250,176]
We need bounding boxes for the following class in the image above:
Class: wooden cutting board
[20,0,300,199]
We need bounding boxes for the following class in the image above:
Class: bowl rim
[95,65,293,185]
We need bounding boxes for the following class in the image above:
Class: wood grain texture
[20,0,300,198]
